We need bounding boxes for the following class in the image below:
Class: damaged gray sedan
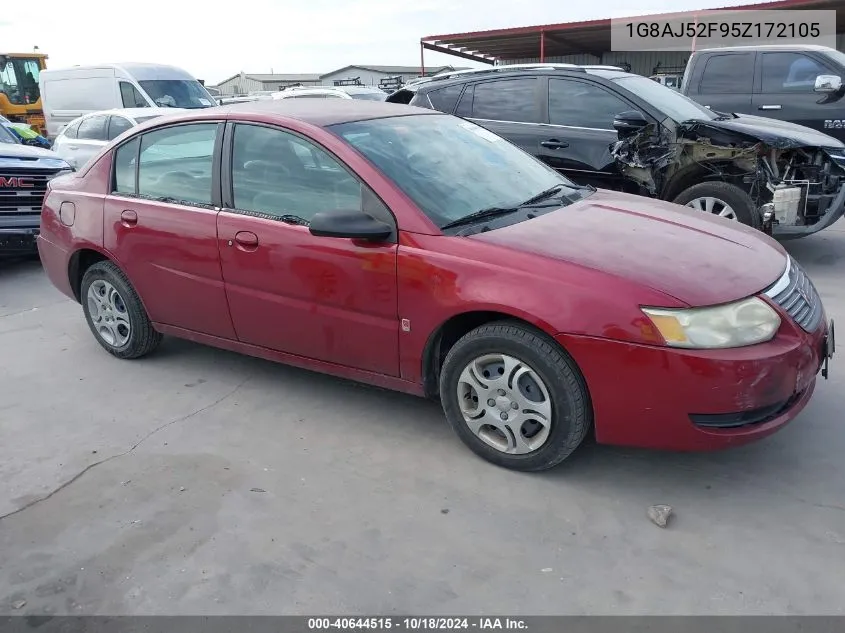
[607,72,845,238]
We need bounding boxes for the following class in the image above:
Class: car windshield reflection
[330,114,583,229]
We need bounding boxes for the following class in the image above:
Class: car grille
[0,168,57,217]
[763,257,823,332]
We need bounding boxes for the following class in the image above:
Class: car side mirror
[814,74,842,93]
[309,209,392,241]
[613,110,649,137]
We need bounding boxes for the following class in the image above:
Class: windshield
[331,114,581,228]
[612,74,718,122]
[138,80,216,109]
[0,122,19,144]
[0,56,42,105]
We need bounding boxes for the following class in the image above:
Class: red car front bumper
[556,319,830,451]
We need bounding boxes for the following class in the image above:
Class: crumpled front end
[611,119,845,238]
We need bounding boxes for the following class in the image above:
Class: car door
[216,121,400,376]
[67,114,110,169]
[103,121,236,339]
[539,77,638,189]
[753,51,845,141]
[456,77,547,157]
[687,51,755,115]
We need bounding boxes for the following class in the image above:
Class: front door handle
[759,104,782,110]
[120,209,138,227]
[540,139,569,150]
[233,230,259,251]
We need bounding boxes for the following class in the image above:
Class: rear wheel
[439,322,591,471]
[80,261,162,359]
[672,181,761,230]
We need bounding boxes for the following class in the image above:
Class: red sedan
[38,101,835,471]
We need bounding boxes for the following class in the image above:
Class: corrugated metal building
[215,73,322,95]
[319,65,463,87]
[420,0,845,77]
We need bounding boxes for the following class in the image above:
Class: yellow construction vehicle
[0,53,47,135]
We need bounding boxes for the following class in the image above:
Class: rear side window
[76,115,108,141]
[137,123,217,205]
[120,82,149,108]
[426,84,463,113]
[61,119,82,139]
[761,53,827,93]
[113,137,139,194]
[107,116,133,141]
[468,78,538,123]
[699,53,754,93]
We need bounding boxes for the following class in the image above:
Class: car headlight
[642,297,781,349]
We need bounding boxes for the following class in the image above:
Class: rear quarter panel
[40,153,112,297]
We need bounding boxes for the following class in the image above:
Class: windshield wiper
[520,184,567,206]
[440,206,522,230]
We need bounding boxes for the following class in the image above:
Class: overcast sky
[1,0,754,84]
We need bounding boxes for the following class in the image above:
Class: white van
[39,63,217,138]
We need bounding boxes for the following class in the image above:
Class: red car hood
[470,189,788,306]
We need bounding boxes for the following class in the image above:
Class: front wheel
[439,322,592,471]
[672,181,761,230]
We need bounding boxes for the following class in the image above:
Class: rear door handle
[233,230,259,251]
[120,209,138,227]
[759,104,782,110]
[540,139,569,150]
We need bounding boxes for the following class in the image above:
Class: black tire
[80,260,162,359]
[439,321,592,472]
[671,181,762,230]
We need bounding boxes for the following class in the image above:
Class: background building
[319,65,463,87]
[212,65,468,95]
[214,72,322,95]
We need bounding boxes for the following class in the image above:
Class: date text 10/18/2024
[308,618,528,630]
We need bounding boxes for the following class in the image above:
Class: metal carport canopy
[419,0,845,65]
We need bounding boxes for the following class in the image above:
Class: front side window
[468,78,539,123]
[331,114,581,228]
[230,123,362,222]
[548,79,631,129]
[699,53,754,94]
[77,115,108,141]
[120,82,149,108]
[761,53,828,93]
[0,58,41,105]
[137,123,217,204]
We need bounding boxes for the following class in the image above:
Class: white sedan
[51,108,185,169]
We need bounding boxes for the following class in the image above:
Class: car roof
[210,99,438,126]
[693,44,836,53]
[100,107,187,118]
[410,66,637,91]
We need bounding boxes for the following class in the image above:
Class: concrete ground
[0,226,843,617]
